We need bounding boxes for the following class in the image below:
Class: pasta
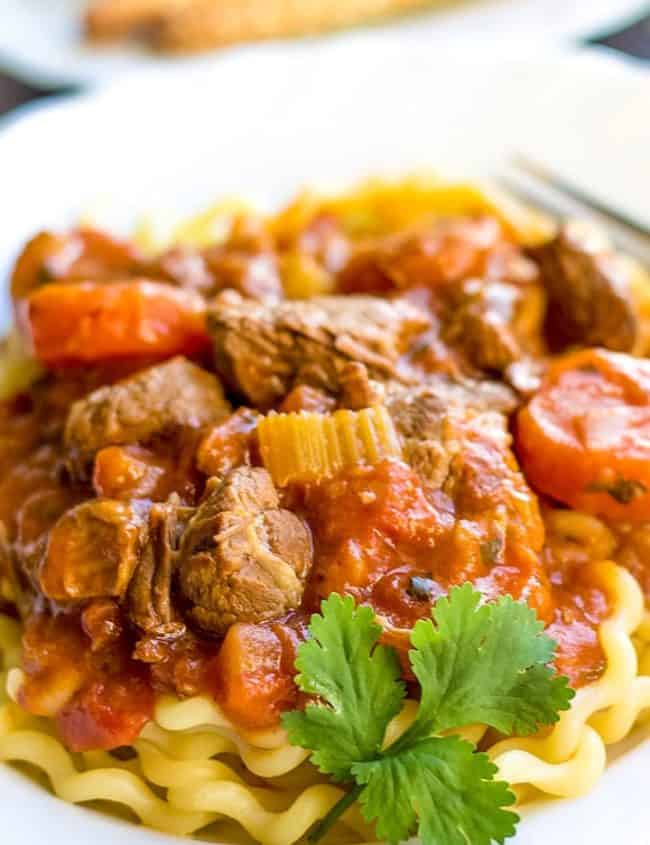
[1,177,650,845]
[2,555,649,841]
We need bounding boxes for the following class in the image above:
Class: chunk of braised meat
[196,408,260,478]
[65,356,231,478]
[203,214,283,301]
[277,213,350,274]
[442,280,524,373]
[10,228,143,301]
[0,521,31,617]
[203,249,282,302]
[208,291,429,406]
[178,467,313,634]
[386,385,461,491]
[338,361,385,410]
[337,217,538,294]
[531,222,639,352]
[381,386,544,614]
[145,246,214,296]
[39,499,147,602]
[81,598,124,653]
[128,500,189,636]
[146,247,282,303]
[93,445,176,501]
[279,385,337,414]
[385,377,518,490]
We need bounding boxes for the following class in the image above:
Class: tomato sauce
[0,220,634,744]
[8,399,612,744]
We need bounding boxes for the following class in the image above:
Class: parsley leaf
[397,584,574,746]
[282,593,405,781]
[353,736,517,845]
[285,586,574,845]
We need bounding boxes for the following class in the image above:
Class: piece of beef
[0,521,32,618]
[196,408,260,478]
[531,221,639,351]
[208,291,430,406]
[65,357,231,478]
[442,280,523,373]
[203,248,283,302]
[39,499,147,602]
[178,467,312,634]
[145,246,215,296]
[279,385,337,414]
[385,375,517,490]
[128,500,190,637]
[277,212,350,274]
[337,217,538,294]
[338,361,386,410]
[10,228,143,301]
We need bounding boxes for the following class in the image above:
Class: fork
[499,155,650,267]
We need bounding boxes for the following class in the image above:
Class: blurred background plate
[0,39,649,843]
[0,0,646,88]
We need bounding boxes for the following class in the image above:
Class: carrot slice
[516,348,650,521]
[22,280,210,366]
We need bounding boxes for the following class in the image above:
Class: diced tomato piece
[56,671,154,752]
[11,228,143,301]
[196,408,259,478]
[211,623,297,730]
[22,280,210,366]
[19,614,89,717]
[516,349,650,521]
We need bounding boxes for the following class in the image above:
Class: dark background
[0,76,54,118]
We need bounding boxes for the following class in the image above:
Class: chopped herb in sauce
[586,477,648,505]
[408,575,436,601]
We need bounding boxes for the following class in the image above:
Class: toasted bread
[85,0,436,52]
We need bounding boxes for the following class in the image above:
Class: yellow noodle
[258,406,402,486]
[1,553,649,843]
[314,176,556,245]
[280,252,335,299]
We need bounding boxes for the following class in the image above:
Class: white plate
[0,39,649,844]
[0,0,645,88]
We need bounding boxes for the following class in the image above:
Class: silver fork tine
[512,154,650,239]
[499,158,650,267]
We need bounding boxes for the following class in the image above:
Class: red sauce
[12,432,612,742]
[0,222,621,741]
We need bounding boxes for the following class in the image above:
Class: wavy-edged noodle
[494,726,608,799]
[258,406,402,487]
[279,251,335,299]
[489,561,647,797]
[0,616,21,669]
[135,198,256,254]
[168,780,367,845]
[544,510,617,561]
[0,329,43,401]
[1,553,650,842]
[314,176,556,245]
[155,695,311,778]
[0,729,216,835]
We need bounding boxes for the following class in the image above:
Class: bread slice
[85,0,436,52]
[85,0,193,41]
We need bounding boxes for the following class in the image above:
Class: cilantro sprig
[283,586,574,845]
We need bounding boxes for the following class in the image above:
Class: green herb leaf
[285,587,574,845]
[353,736,518,845]
[396,584,574,746]
[282,593,405,781]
